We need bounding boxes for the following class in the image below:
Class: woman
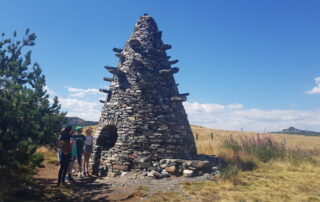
[83,127,93,176]
[57,126,72,187]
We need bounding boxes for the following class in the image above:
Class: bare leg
[83,152,86,173]
[57,161,63,186]
[86,152,91,174]
[83,152,89,173]
[78,161,82,173]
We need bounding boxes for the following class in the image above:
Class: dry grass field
[147,125,320,201]
[192,125,320,154]
[38,125,319,201]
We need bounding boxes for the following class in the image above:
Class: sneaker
[69,176,75,182]
[83,171,87,177]
[78,172,81,178]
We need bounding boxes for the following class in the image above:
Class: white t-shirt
[84,136,93,146]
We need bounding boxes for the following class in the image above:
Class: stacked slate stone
[91,14,197,177]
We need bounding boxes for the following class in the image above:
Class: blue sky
[1,0,320,131]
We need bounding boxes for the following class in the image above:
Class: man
[74,126,86,177]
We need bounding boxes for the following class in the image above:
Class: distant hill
[65,117,98,128]
[273,127,320,137]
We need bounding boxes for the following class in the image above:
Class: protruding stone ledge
[159,67,179,76]
[128,39,141,47]
[99,88,111,94]
[104,66,125,76]
[180,93,189,97]
[170,96,187,102]
[160,44,172,50]
[104,65,116,69]
[112,48,123,53]
[103,77,113,82]
[169,59,179,65]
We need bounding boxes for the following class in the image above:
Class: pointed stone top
[133,14,159,34]
[122,14,164,56]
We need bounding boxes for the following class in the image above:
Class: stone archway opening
[97,125,118,149]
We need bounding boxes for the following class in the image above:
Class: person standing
[74,126,86,177]
[83,127,93,176]
[57,126,72,187]
[66,129,76,182]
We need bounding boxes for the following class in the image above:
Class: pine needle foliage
[0,30,66,195]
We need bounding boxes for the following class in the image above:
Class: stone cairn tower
[92,14,197,176]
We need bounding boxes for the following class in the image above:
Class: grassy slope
[192,125,320,154]
[181,162,320,202]
[39,125,320,201]
[148,125,320,202]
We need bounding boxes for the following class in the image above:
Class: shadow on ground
[3,175,115,201]
[33,176,114,201]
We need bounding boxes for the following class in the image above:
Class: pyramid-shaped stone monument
[91,14,197,176]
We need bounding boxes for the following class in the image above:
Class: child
[83,127,93,176]
[74,126,86,177]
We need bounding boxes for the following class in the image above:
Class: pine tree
[0,29,66,192]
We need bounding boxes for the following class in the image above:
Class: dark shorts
[84,145,93,153]
[77,149,83,164]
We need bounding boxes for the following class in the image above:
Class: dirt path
[33,163,214,201]
[34,163,141,201]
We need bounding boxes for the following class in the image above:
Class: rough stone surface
[165,166,177,175]
[183,169,194,177]
[91,14,197,176]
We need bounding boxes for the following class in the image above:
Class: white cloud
[48,85,320,132]
[59,98,102,121]
[58,86,106,121]
[184,102,320,132]
[43,86,105,121]
[184,102,225,113]
[67,87,103,97]
[307,77,320,94]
